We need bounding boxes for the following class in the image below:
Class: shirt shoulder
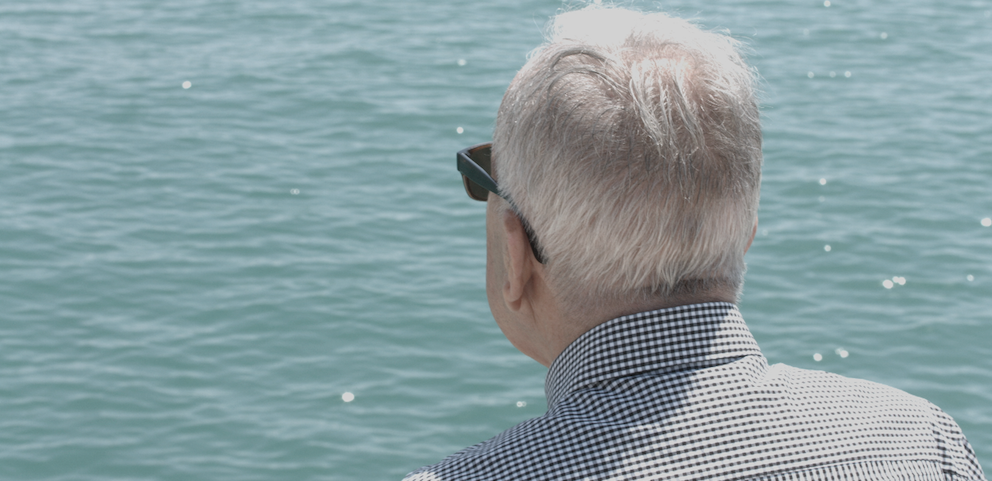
[402,414,558,481]
[762,363,985,480]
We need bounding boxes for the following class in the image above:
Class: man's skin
[484,192,758,368]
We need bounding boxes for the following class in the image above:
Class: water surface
[1,1,990,479]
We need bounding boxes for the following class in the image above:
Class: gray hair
[493,6,762,306]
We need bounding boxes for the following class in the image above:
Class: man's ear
[501,209,535,312]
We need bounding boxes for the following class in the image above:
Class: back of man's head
[493,6,762,309]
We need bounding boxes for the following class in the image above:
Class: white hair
[493,6,762,306]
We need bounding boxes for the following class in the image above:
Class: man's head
[491,6,762,312]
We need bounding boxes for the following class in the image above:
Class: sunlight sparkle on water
[516,401,527,407]
[829,71,836,78]
[342,392,355,402]
[967,275,974,282]
[824,245,831,252]
[813,353,823,362]
[835,348,849,358]
[823,1,830,7]
[882,279,894,289]
[819,178,827,185]
[457,59,466,66]
[844,71,852,77]
[182,81,191,89]
[808,71,815,78]
[456,127,464,134]
[880,32,888,39]
[290,189,300,195]
[981,217,991,227]
[893,276,905,285]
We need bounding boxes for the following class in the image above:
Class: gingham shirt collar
[545,302,761,409]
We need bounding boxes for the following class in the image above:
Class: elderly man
[406,6,984,481]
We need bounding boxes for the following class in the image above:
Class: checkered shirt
[404,302,985,480]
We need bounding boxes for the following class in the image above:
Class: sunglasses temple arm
[457,149,542,262]
[518,215,545,264]
[457,154,509,201]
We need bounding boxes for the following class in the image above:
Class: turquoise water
[1,0,989,479]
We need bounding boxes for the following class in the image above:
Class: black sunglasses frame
[457,143,545,264]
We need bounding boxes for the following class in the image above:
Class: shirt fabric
[404,302,985,481]
[405,302,985,481]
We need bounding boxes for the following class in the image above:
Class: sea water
[1,0,990,479]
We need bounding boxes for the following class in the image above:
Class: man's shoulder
[765,361,931,403]
[759,362,983,478]
[764,362,962,432]
[402,414,556,481]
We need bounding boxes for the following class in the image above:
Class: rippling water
[1,1,990,479]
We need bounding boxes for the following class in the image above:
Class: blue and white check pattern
[405,303,985,480]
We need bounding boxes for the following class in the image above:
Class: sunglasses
[457,142,503,201]
[457,142,545,263]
